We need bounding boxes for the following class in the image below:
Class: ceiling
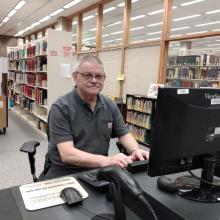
[1,0,220,54]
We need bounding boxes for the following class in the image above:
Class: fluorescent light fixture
[186,31,208,35]
[111,30,123,35]
[89,27,97,32]
[147,22,163,27]
[173,14,201,21]
[106,21,122,27]
[0,23,4,27]
[82,37,96,41]
[147,37,161,41]
[181,0,205,6]
[31,22,40,28]
[206,9,220,14]
[15,1,26,10]
[50,8,64,16]
[195,20,220,27]
[8,9,17,17]
[147,31,162,35]
[2,17,10,23]
[116,38,122,41]
[207,43,220,46]
[83,15,94,21]
[72,21,78,25]
[63,0,82,9]
[24,27,32,31]
[132,40,145,43]
[170,34,182,37]
[103,40,114,43]
[102,34,109,37]
[72,34,77,37]
[212,29,220,32]
[103,7,116,14]
[117,0,139,7]
[130,15,146,21]
[18,30,25,35]
[39,16,50,23]
[171,26,190,31]
[130,26,144,31]
[216,40,220,41]
[148,6,177,15]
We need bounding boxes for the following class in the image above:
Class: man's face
[73,61,106,96]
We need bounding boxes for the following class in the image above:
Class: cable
[78,205,113,220]
[185,161,220,188]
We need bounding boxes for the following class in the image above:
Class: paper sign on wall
[60,64,71,78]
[147,83,164,99]
[0,101,3,108]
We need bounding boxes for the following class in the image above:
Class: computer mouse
[60,187,83,206]
[157,176,178,193]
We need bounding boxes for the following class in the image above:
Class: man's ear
[73,72,77,80]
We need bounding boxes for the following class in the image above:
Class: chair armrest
[20,141,40,155]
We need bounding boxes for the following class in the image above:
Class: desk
[1,172,220,220]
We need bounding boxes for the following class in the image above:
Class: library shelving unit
[126,94,156,147]
[7,29,73,134]
[166,54,220,88]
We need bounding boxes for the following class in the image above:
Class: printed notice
[0,101,3,108]
[147,83,164,99]
[19,176,88,211]
[60,63,71,78]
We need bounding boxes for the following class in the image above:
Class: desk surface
[1,171,220,220]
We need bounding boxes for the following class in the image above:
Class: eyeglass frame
[75,71,106,81]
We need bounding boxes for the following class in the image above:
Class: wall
[0,36,17,57]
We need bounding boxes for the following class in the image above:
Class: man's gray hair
[72,55,104,73]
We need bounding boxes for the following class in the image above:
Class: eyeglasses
[76,72,106,81]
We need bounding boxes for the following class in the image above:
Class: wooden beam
[96,3,103,51]
[77,14,83,53]
[157,0,173,84]
[119,0,131,98]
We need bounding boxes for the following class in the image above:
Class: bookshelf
[7,30,73,133]
[166,54,220,88]
[125,94,156,147]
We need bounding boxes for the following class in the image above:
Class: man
[44,55,149,179]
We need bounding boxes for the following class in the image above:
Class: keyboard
[77,160,148,191]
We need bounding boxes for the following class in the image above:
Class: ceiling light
[106,21,122,27]
[31,22,40,28]
[103,40,114,43]
[0,23,4,27]
[72,21,78,25]
[131,15,146,21]
[132,40,145,43]
[206,9,220,14]
[39,16,50,23]
[147,22,163,27]
[89,27,97,32]
[24,27,32,31]
[170,34,182,37]
[8,10,17,17]
[173,14,201,21]
[186,31,208,35]
[102,34,109,37]
[130,26,144,31]
[83,15,94,21]
[147,37,161,41]
[207,44,220,46]
[212,29,220,32]
[82,37,96,41]
[2,17,10,23]
[147,31,162,35]
[181,0,205,6]
[50,9,64,16]
[15,1,26,10]
[63,0,82,9]
[103,7,116,14]
[111,30,123,35]
[116,38,122,41]
[171,26,190,31]
[195,21,220,27]
[117,0,139,7]
[148,6,177,15]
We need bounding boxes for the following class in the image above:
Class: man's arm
[57,141,133,169]
[118,133,149,161]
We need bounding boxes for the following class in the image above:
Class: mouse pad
[0,188,23,220]
[19,176,88,211]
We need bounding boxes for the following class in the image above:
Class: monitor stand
[177,156,220,202]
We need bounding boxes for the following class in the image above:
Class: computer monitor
[148,87,220,202]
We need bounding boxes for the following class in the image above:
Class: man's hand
[104,153,133,168]
[130,148,149,161]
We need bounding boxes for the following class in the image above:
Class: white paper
[60,64,71,78]
[19,176,88,211]
[147,83,164,98]
[0,101,3,108]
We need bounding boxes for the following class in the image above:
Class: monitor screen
[148,87,220,202]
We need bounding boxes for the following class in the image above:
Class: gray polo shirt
[48,88,128,169]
